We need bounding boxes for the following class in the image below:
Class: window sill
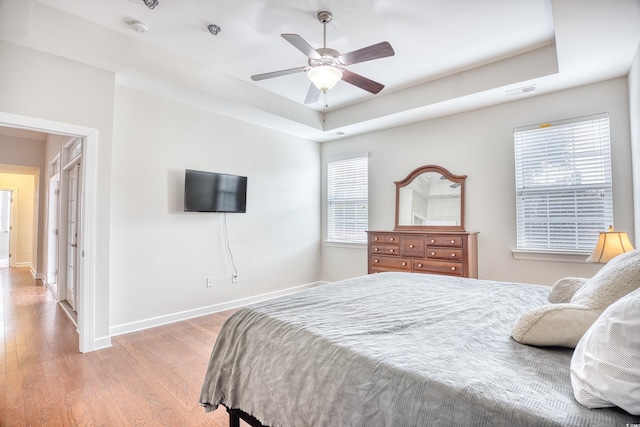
[512,250,591,264]
[324,240,367,249]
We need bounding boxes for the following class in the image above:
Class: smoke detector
[130,20,149,33]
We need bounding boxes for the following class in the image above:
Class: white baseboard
[94,335,113,350]
[109,280,328,338]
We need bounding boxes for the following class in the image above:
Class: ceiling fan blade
[304,83,321,104]
[341,69,385,94]
[251,66,307,81]
[281,34,322,59]
[338,41,395,66]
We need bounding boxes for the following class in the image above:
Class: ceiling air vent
[506,84,536,97]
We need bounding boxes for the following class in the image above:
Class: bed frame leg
[229,410,240,427]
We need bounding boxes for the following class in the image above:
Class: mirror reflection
[398,172,461,226]
[395,165,466,231]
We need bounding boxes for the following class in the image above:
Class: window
[327,154,368,243]
[514,113,613,254]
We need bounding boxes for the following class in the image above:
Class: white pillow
[571,248,640,308]
[547,277,588,303]
[570,287,640,415]
[510,303,602,348]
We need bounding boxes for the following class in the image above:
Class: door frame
[0,111,103,353]
[0,188,17,268]
[46,168,60,297]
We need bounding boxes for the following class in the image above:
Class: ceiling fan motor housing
[317,11,333,24]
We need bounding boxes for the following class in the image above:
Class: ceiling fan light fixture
[143,0,158,9]
[308,65,342,92]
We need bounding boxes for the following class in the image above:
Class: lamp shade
[586,228,634,263]
[308,65,343,92]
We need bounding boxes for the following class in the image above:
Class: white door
[0,190,12,268]
[66,164,80,311]
[47,178,60,290]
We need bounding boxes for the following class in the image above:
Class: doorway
[0,190,12,268]
[0,111,104,353]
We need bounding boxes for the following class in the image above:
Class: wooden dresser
[367,230,478,278]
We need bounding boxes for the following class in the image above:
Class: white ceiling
[2,0,640,142]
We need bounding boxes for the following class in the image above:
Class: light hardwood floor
[1,267,238,426]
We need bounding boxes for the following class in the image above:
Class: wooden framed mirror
[394,165,466,231]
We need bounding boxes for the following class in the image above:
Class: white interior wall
[0,39,115,341]
[109,86,321,330]
[629,42,640,243]
[321,77,634,285]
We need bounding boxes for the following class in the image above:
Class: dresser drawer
[426,235,464,248]
[370,234,400,244]
[370,244,400,256]
[426,248,463,260]
[414,259,464,276]
[370,256,412,271]
[400,236,425,257]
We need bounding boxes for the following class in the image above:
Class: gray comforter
[199,272,639,426]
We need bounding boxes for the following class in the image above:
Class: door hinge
[54,229,59,236]
[55,189,60,196]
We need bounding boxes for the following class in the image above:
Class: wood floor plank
[1,267,236,426]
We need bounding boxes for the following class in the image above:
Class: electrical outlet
[206,277,214,287]
[232,274,238,283]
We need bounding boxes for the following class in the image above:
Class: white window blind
[514,113,613,253]
[327,155,368,243]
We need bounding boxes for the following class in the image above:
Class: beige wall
[0,134,44,271]
[321,77,635,285]
[0,171,35,267]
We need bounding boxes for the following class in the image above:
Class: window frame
[326,153,369,245]
[513,113,613,258]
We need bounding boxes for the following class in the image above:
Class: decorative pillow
[571,248,640,308]
[570,288,640,415]
[510,304,603,348]
[547,277,588,303]
[512,249,640,348]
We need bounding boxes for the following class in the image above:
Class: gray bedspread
[199,272,639,426]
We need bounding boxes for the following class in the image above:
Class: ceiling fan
[251,11,395,105]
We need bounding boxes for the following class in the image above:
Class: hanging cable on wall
[222,213,238,282]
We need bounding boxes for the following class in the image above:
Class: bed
[199,272,640,426]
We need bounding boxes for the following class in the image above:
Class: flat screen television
[184,169,247,213]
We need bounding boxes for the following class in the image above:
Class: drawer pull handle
[390,238,395,241]
[374,248,379,252]
[451,240,455,244]
[409,244,414,248]
[430,239,435,243]
[451,253,456,257]
[431,252,436,256]
[417,263,423,268]
[374,237,379,241]
[451,267,456,271]
[390,249,395,253]
[402,262,406,266]
[374,259,379,263]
